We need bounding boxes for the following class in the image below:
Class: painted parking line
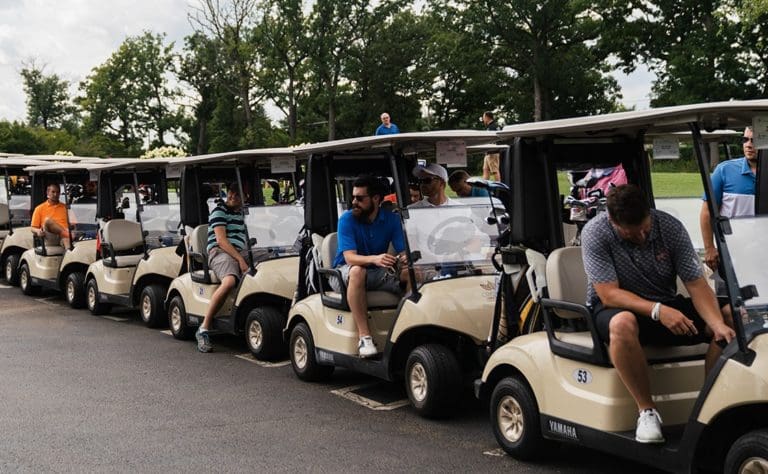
[160,330,172,336]
[0,283,12,289]
[483,448,506,457]
[102,316,130,322]
[330,383,410,411]
[234,353,291,367]
[33,296,61,306]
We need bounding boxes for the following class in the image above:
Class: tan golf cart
[286,131,507,418]
[16,162,106,299]
[0,158,49,252]
[475,100,768,473]
[82,158,183,323]
[164,149,305,359]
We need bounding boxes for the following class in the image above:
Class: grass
[556,172,703,198]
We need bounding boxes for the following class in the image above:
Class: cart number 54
[573,369,592,384]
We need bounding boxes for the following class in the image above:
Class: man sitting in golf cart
[330,175,407,358]
[31,183,70,249]
[409,164,457,208]
[582,185,735,444]
[196,183,249,353]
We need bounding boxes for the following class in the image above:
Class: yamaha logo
[548,420,578,440]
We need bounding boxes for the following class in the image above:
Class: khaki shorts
[484,153,500,175]
[208,247,249,281]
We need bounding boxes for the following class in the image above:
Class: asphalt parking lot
[0,285,660,473]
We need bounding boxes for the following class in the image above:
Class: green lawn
[556,172,703,198]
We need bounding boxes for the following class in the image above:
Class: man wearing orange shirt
[31,183,70,249]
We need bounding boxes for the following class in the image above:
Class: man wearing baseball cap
[409,163,457,208]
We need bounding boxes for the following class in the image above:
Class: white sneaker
[358,336,378,358]
[635,408,665,443]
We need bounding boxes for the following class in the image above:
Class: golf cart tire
[19,262,40,296]
[289,322,333,381]
[405,344,462,418]
[139,284,166,328]
[246,306,286,361]
[5,253,20,286]
[725,429,768,474]
[168,295,194,340]
[490,376,548,461]
[65,271,86,309]
[86,278,112,315]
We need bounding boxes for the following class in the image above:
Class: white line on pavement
[160,330,172,336]
[483,448,506,457]
[102,316,130,322]
[234,353,291,367]
[330,383,410,411]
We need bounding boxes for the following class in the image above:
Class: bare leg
[201,275,236,330]
[608,312,655,410]
[43,218,70,248]
[347,265,370,337]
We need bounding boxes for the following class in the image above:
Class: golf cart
[1,156,112,285]
[475,100,768,473]
[164,149,305,358]
[286,131,504,418]
[16,161,102,298]
[83,158,183,323]
[0,158,49,251]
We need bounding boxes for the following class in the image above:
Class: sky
[0,0,655,125]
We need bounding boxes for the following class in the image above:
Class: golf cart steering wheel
[426,215,475,255]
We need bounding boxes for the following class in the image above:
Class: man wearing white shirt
[409,163,457,208]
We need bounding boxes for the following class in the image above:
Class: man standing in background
[375,112,400,135]
[482,111,500,180]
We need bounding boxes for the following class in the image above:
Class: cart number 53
[572,369,593,384]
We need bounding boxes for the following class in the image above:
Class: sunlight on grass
[556,172,703,198]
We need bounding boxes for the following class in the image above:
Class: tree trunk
[288,75,297,142]
[197,118,208,155]
[327,99,336,141]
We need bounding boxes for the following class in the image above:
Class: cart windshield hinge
[739,285,759,301]
[717,216,732,235]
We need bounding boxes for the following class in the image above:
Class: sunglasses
[743,137,755,144]
[351,194,369,201]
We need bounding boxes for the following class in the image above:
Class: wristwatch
[651,302,661,322]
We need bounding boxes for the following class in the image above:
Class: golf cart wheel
[405,344,462,418]
[725,429,768,474]
[139,284,166,328]
[289,322,333,381]
[245,306,286,361]
[19,263,40,296]
[65,272,86,309]
[168,295,194,340]
[490,376,547,461]
[4,253,20,286]
[86,279,111,315]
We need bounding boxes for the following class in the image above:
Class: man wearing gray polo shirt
[581,185,734,444]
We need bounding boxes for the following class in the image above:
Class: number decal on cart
[573,368,592,384]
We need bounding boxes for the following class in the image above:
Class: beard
[352,203,374,221]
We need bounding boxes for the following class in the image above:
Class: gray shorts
[208,247,249,281]
[329,264,402,294]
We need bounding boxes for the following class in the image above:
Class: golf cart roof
[86,157,178,172]
[467,144,510,153]
[21,154,110,162]
[293,131,498,156]
[498,100,768,139]
[0,158,52,168]
[24,159,126,173]
[169,148,297,166]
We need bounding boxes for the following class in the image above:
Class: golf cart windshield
[723,215,768,339]
[0,177,31,228]
[243,204,304,256]
[404,203,500,283]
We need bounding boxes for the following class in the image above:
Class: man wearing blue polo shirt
[700,127,758,272]
[330,175,406,357]
[375,112,400,135]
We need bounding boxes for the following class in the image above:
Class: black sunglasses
[743,137,754,144]
[352,194,369,201]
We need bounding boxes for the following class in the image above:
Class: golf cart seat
[313,232,401,310]
[189,225,219,284]
[34,232,66,256]
[540,246,709,367]
[100,219,145,267]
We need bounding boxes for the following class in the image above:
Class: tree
[20,62,73,130]
[179,32,220,154]
[432,0,628,122]
[189,0,263,129]
[78,31,182,154]
[257,0,312,142]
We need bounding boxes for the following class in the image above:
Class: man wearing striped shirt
[196,183,249,353]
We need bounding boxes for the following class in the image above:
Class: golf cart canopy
[294,130,498,156]
[168,148,296,166]
[22,154,110,163]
